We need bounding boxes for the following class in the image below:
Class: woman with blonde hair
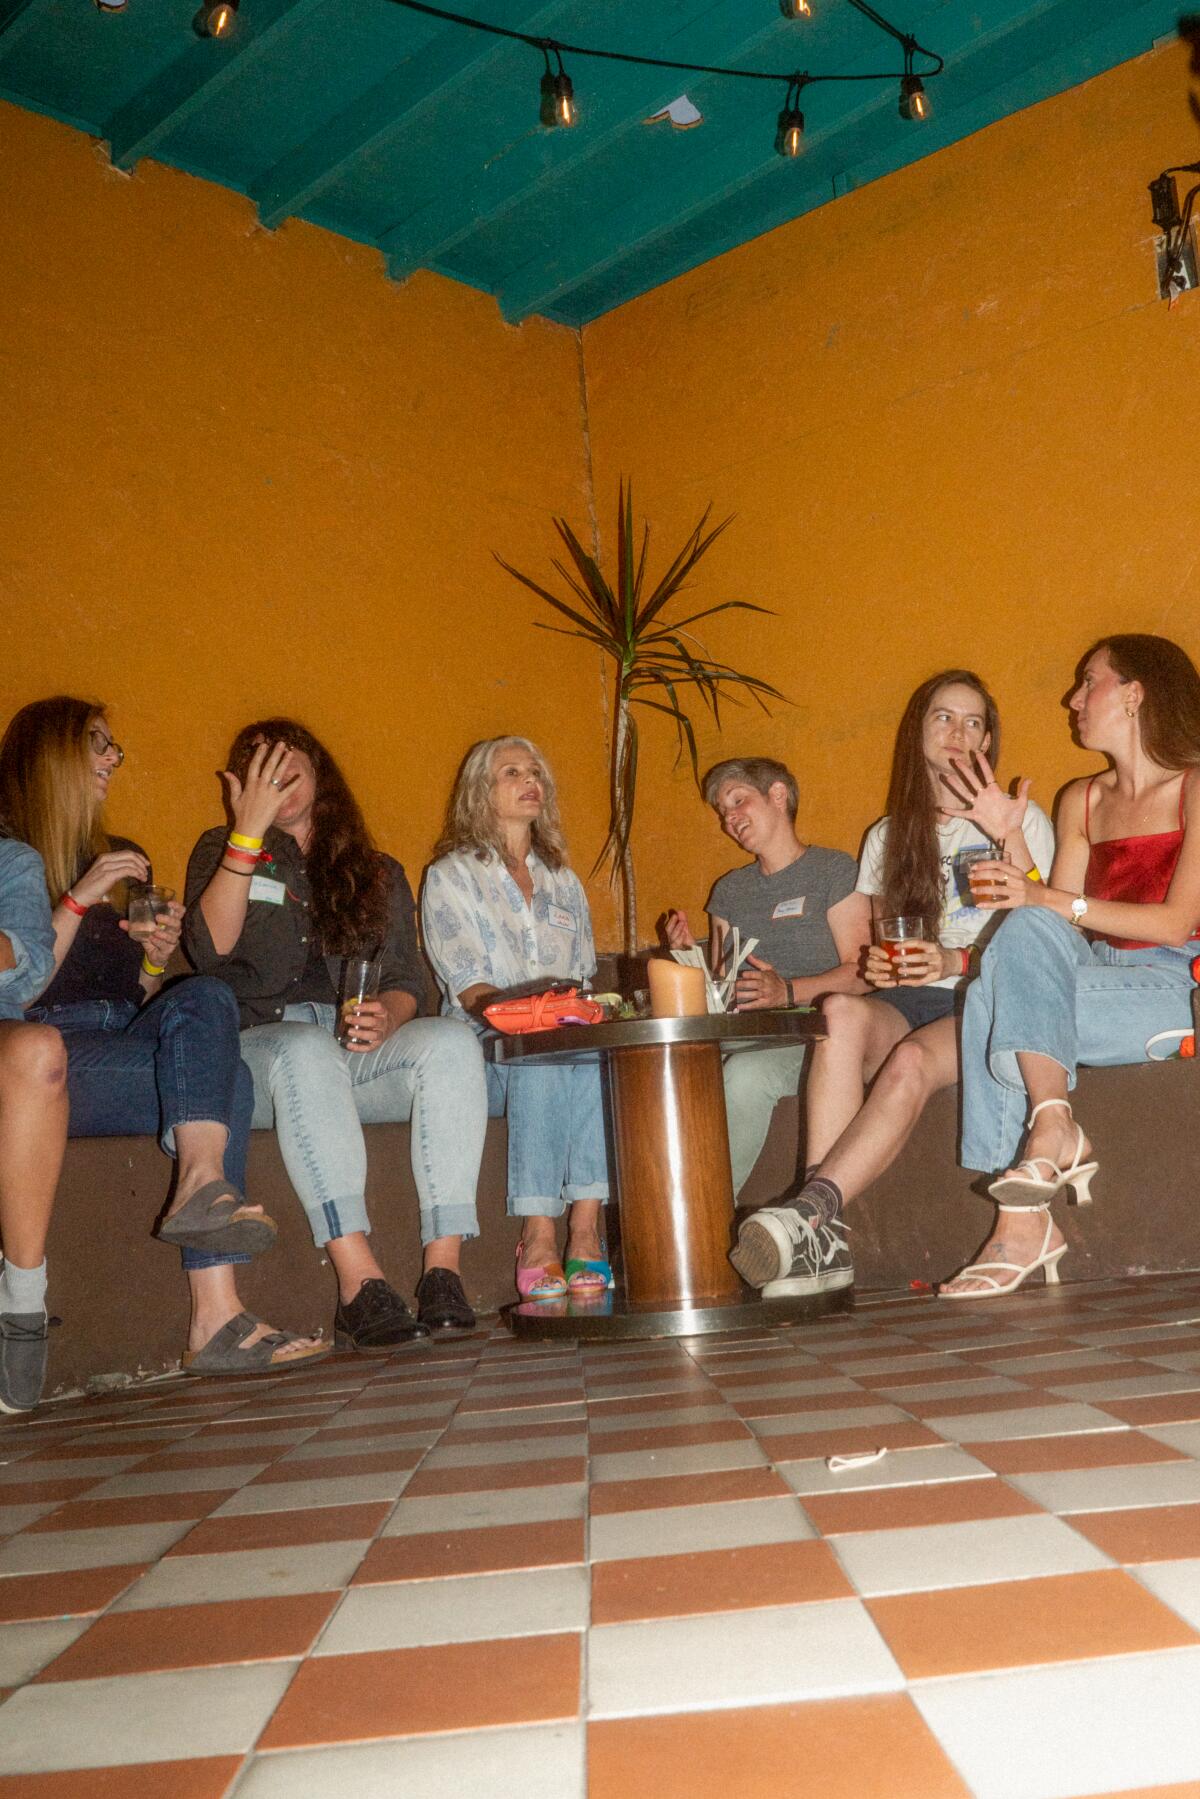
[423,736,610,1298]
[0,697,324,1375]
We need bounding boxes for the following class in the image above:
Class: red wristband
[959,948,970,977]
[61,892,87,917]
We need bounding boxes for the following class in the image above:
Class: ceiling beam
[377,0,813,282]
[496,0,1172,322]
[103,0,326,173]
[251,0,565,231]
[0,0,45,59]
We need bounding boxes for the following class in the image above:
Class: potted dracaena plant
[496,481,784,957]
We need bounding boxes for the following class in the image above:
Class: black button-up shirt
[182,826,428,1029]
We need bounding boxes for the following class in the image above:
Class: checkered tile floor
[3,1276,1200,1796]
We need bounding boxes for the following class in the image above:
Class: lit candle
[648,958,707,1018]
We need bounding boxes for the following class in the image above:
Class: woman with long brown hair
[731,669,1054,1297]
[944,634,1200,1296]
[0,697,322,1378]
[183,718,489,1346]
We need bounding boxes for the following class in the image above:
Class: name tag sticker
[772,896,806,920]
[548,905,575,932]
[249,875,286,905]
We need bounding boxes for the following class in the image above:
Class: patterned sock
[795,1178,844,1225]
[0,1258,47,1317]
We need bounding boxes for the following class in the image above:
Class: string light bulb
[780,0,813,17]
[776,74,806,157]
[92,0,128,12]
[899,42,930,121]
[539,48,577,128]
[193,0,238,38]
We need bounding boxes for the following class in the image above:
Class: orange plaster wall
[0,103,619,936]
[580,41,1200,941]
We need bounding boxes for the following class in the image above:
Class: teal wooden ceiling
[0,0,1182,323]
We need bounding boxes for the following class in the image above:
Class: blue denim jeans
[28,977,254,1271]
[960,908,1198,1172]
[239,1004,487,1248]
[481,1036,609,1218]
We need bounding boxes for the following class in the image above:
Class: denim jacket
[0,837,56,1019]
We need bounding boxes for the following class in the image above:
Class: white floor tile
[924,1402,1121,1442]
[832,1513,1111,1597]
[87,1463,270,1498]
[589,1406,732,1432]
[589,1442,766,1483]
[0,1617,90,1686]
[588,1600,902,1716]
[213,1471,414,1512]
[0,1519,195,1574]
[912,1647,1200,1799]
[782,1445,994,1496]
[315,1566,588,1652]
[748,1405,914,1439]
[1007,1460,1200,1514]
[1143,1419,1200,1455]
[112,1540,371,1608]
[590,1496,814,1561]
[418,1434,588,1468]
[0,1661,298,1771]
[233,1725,586,1798]
[382,1484,587,1535]
[1133,1559,1200,1631]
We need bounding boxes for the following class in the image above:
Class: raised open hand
[939,750,1031,846]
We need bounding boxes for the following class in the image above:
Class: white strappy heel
[939,1203,1068,1300]
[986,1098,1098,1208]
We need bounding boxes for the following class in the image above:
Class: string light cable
[383,0,944,152]
[1152,162,1200,297]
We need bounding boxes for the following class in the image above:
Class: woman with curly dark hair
[183,719,488,1346]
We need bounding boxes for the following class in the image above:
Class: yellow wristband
[141,956,166,977]
[229,831,263,851]
[1025,869,1043,883]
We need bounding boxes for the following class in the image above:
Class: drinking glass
[964,846,1010,907]
[127,883,174,944]
[338,954,381,1047]
[878,916,928,973]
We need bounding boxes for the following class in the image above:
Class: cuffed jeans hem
[987,1043,1075,1095]
[509,1184,610,1219]
[160,1116,232,1161]
[304,1196,371,1249]
[182,1249,254,1271]
[421,1205,479,1244]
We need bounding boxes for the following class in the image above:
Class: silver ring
[269,778,281,787]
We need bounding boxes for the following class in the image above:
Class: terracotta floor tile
[1069,1503,1200,1563]
[401,1457,586,1497]
[1078,1786,1200,1798]
[167,1501,393,1557]
[802,1477,1041,1536]
[584,1421,751,1455]
[588,1694,970,1799]
[24,1490,238,1534]
[460,1389,585,1413]
[957,1336,1085,1360]
[35,1591,338,1681]
[0,1564,148,1623]
[0,1760,244,1798]
[591,1538,852,1624]
[711,1366,859,1389]
[353,1517,585,1583]
[0,1479,97,1508]
[189,1412,332,1436]
[967,1432,1186,1474]
[442,1419,582,1444]
[1100,1393,1200,1426]
[867,1569,1200,1679]
[31,1439,172,1461]
[588,1467,792,1514]
[1017,1362,1150,1390]
[133,1447,285,1474]
[258,1634,581,1745]
[904,1387,1057,1419]
[249,1448,423,1484]
[758,1422,943,1461]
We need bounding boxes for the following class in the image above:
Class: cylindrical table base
[607,1040,743,1308]
[505,1286,852,1340]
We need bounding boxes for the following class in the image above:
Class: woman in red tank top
[942,634,1200,1298]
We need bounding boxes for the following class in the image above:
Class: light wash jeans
[961,908,1198,1172]
[482,1044,609,1219]
[240,1003,487,1247]
[722,1043,809,1197]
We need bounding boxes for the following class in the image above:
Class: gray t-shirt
[706,846,857,977]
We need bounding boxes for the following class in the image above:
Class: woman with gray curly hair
[422,737,610,1302]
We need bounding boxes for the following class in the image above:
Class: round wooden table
[491,1009,845,1339]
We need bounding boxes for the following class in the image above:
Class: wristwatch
[1069,894,1089,928]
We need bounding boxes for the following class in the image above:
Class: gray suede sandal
[181,1311,328,1376]
[157,1181,277,1258]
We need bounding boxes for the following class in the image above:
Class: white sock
[0,1259,47,1317]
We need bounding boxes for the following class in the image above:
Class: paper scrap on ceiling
[643,94,703,129]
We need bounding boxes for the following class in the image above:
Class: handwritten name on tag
[548,904,575,932]
[772,895,806,921]
[249,875,287,905]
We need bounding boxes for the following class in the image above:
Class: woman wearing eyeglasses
[0,698,324,1375]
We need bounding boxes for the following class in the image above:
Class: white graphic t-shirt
[855,805,1055,989]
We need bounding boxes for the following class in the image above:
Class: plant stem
[613,687,637,955]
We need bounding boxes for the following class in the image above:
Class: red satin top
[1084,775,1191,950]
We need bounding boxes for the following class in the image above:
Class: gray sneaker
[731,1204,853,1297]
[0,1313,49,1414]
